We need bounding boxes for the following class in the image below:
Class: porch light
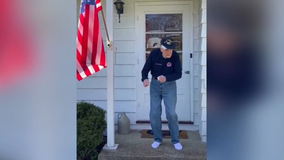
[113,0,124,23]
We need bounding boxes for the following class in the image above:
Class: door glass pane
[146,34,182,51]
[145,14,182,32]
[178,52,182,66]
[145,14,183,65]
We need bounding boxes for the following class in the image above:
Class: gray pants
[149,78,180,144]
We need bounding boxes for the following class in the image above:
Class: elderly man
[141,37,183,150]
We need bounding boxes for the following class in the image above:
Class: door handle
[184,71,190,74]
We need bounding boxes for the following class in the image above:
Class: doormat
[141,130,188,139]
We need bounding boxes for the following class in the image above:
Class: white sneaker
[174,142,183,150]
[151,141,161,148]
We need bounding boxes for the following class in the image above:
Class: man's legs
[150,79,163,144]
[161,81,180,144]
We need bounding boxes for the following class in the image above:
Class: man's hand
[143,79,149,87]
[157,75,166,83]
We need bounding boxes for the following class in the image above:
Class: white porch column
[104,0,119,150]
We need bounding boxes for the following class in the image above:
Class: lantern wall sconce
[114,0,124,23]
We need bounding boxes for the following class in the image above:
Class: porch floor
[98,130,206,160]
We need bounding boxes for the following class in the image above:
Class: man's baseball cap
[160,37,175,50]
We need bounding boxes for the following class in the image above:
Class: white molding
[135,1,194,14]
[201,93,206,108]
[201,51,206,65]
[201,9,207,24]
[201,106,207,121]
[201,24,207,38]
[201,66,206,81]
[135,1,193,6]
[198,0,207,143]
[201,0,207,9]
[103,144,119,150]
[201,135,207,142]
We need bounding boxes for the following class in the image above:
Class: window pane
[145,14,182,32]
[178,52,182,67]
[144,14,183,66]
[146,34,182,51]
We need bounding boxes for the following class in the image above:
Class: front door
[135,2,193,122]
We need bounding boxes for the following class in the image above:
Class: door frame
[134,1,194,123]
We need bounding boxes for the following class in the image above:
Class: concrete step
[99,156,205,160]
[98,130,206,160]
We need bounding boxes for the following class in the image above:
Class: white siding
[77,0,137,124]
[76,0,202,126]
[193,0,202,125]
[197,0,207,142]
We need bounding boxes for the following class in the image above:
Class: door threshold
[136,120,194,124]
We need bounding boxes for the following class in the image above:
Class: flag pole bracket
[107,41,113,50]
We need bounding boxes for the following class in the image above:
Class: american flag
[76,0,106,81]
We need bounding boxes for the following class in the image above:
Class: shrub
[77,101,107,160]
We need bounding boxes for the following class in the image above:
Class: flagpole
[100,10,111,46]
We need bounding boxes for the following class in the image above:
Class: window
[145,14,182,65]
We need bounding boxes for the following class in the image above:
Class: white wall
[192,0,202,125]
[77,0,137,125]
[197,0,207,142]
[76,0,202,125]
